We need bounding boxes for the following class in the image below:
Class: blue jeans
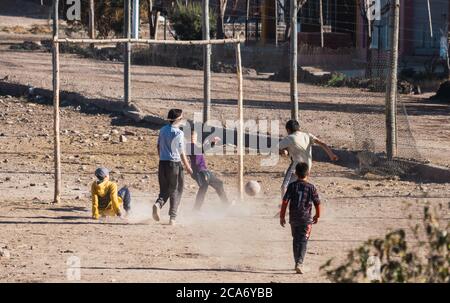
[291,224,312,265]
[118,186,131,211]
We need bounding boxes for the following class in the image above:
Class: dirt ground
[0,96,449,282]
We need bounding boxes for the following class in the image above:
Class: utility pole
[202,0,211,123]
[319,0,324,47]
[245,0,249,42]
[124,0,132,106]
[385,0,400,160]
[52,0,61,203]
[132,0,140,39]
[275,0,278,46]
[290,0,298,120]
[427,0,433,38]
[255,0,260,41]
[89,0,95,39]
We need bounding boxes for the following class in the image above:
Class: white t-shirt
[279,131,317,168]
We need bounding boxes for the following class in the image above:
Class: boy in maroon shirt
[187,129,230,210]
[280,162,321,274]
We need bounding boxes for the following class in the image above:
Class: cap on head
[167,109,183,123]
[95,167,109,180]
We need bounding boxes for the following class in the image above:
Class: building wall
[400,0,412,56]
[411,0,448,56]
[357,0,449,58]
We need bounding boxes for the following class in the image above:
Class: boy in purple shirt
[187,129,230,210]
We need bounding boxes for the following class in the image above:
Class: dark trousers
[291,224,312,265]
[194,170,229,210]
[155,161,184,219]
[118,186,131,211]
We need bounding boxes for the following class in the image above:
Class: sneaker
[295,263,304,274]
[169,218,176,226]
[152,203,161,222]
[121,210,132,220]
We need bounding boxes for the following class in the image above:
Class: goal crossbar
[54,37,245,46]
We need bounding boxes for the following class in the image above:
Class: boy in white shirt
[279,120,338,197]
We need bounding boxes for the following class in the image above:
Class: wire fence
[49,31,430,174]
[350,49,425,177]
[10,1,444,175]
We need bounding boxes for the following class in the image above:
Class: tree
[358,0,390,78]
[279,0,308,41]
[146,0,161,39]
[170,2,216,40]
[216,0,228,39]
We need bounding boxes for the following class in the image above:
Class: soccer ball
[245,180,261,196]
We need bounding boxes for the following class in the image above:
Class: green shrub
[169,2,216,40]
[327,73,346,87]
[320,205,449,283]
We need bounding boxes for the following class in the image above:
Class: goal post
[51,1,246,203]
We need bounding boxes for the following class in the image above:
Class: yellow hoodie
[91,180,123,219]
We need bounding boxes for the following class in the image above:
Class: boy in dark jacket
[280,162,321,274]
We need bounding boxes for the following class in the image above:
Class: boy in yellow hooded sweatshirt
[91,167,131,219]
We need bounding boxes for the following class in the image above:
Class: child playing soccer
[91,167,131,219]
[280,162,321,274]
[187,129,230,210]
[279,120,338,198]
[152,109,193,225]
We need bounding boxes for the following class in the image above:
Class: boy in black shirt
[280,162,321,274]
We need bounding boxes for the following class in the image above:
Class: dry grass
[29,24,52,34]
[0,25,29,34]
[0,24,51,35]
